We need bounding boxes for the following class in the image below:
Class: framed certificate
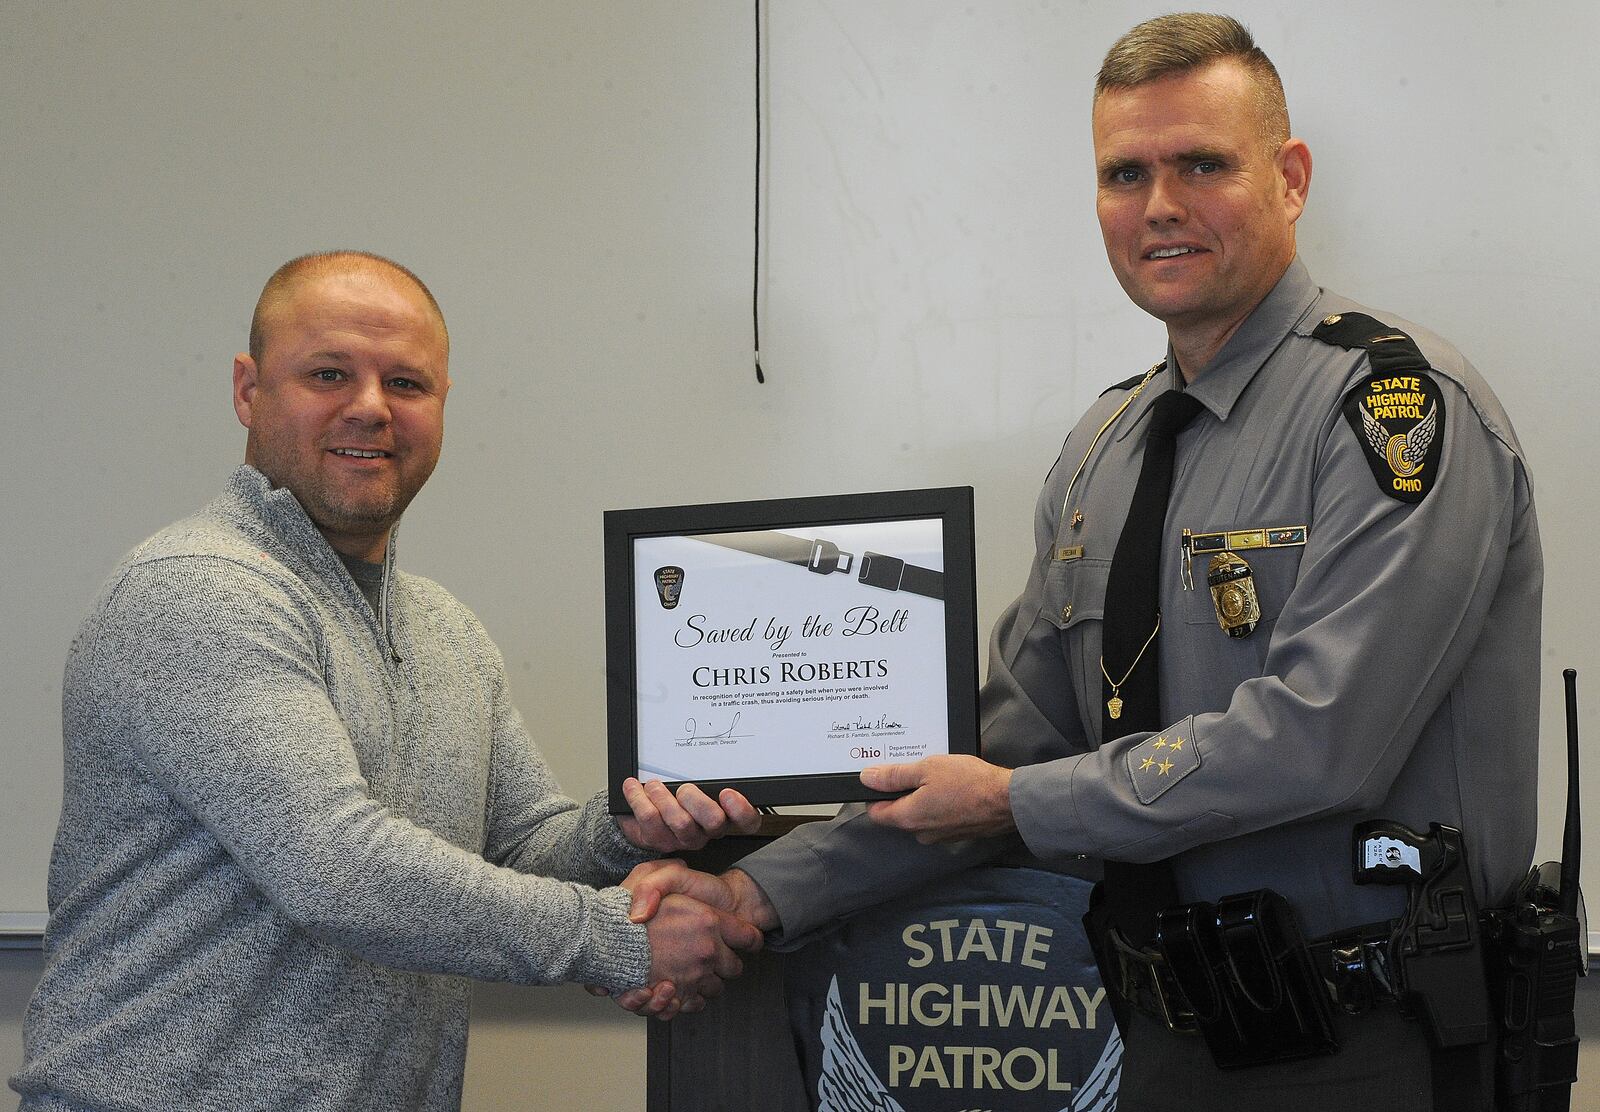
[605,488,978,811]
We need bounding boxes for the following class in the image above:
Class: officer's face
[1093,60,1309,361]
[232,267,451,561]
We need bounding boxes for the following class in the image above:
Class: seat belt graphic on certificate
[688,530,945,600]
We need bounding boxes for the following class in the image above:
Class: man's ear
[233,353,258,429]
[1279,137,1312,225]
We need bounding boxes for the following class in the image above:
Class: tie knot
[1146,389,1204,441]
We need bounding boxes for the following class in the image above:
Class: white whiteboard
[3,1,1595,941]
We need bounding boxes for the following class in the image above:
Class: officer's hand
[617,778,761,852]
[620,860,779,930]
[861,755,1017,844]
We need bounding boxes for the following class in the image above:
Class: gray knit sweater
[12,467,652,1111]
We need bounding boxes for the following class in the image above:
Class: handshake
[600,753,1017,1018]
[600,776,776,1019]
[589,859,779,1020]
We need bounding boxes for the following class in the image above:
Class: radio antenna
[1559,668,1581,918]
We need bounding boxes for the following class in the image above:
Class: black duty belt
[1107,911,1495,1111]
[1108,917,1398,1035]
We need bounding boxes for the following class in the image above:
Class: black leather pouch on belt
[1155,888,1340,1068]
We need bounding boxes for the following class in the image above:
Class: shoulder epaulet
[1099,365,1160,396]
[1319,311,1448,504]
[1310,311,1432,374]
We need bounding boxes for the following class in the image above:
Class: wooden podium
[645,819,818,1112]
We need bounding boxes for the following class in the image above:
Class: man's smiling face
[1093,59,1307,360]
[232,264,451,561]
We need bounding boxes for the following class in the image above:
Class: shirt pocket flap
[1042,557,1110,632]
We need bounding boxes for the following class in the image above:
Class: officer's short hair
[248,250,448,365]
[1095,13,1289,153]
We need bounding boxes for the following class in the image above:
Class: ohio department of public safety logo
[1341,370,1446,503]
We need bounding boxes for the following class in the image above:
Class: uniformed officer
[623,14,1541,1110]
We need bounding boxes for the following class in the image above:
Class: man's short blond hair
[248,250,448,365]
[1095,13,1289,153]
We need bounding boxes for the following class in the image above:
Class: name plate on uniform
[604,488,978,811]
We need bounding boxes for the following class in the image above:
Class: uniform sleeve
[96,559,651,992]
[1010,376,1536,863]
[740,454,1093,945]
[737,806,1003,948]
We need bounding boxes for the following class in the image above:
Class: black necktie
[1097,386,1204,945]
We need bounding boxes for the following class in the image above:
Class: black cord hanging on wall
[753,0,765,383]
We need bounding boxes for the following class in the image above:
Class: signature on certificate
[679,713,751,743]
[830,714,904,732]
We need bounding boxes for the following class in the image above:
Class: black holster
[1154,888,1339,1068]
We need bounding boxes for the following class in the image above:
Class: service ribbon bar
[1186,525,1307,554]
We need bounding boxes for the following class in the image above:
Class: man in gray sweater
[11,251,761,1110]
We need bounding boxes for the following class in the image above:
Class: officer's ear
[1278,138,1312,225]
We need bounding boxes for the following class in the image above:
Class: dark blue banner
[784,866,1120,1111]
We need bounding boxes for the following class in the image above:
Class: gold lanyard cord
[1058,362,1164,522]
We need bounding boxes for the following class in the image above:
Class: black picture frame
[604,487,978,812]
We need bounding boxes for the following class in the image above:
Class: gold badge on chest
[1181,523,1307,638]
[1207,552,1260,637]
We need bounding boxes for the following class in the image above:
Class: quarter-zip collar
[222,465,403,662]
[379,526,400,663]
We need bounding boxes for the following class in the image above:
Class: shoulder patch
[1342,370,1447,503]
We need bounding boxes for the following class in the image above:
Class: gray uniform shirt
[742,259,1541,943]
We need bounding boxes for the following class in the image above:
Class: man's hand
[591,862,778,1019]
[621,859,779,930]
[616,777,761,852]
[861,755,1017,843]
[640,891,761,1010]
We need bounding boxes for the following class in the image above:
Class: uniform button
[1061,604,1073,622]
[1322,313,1342,326]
